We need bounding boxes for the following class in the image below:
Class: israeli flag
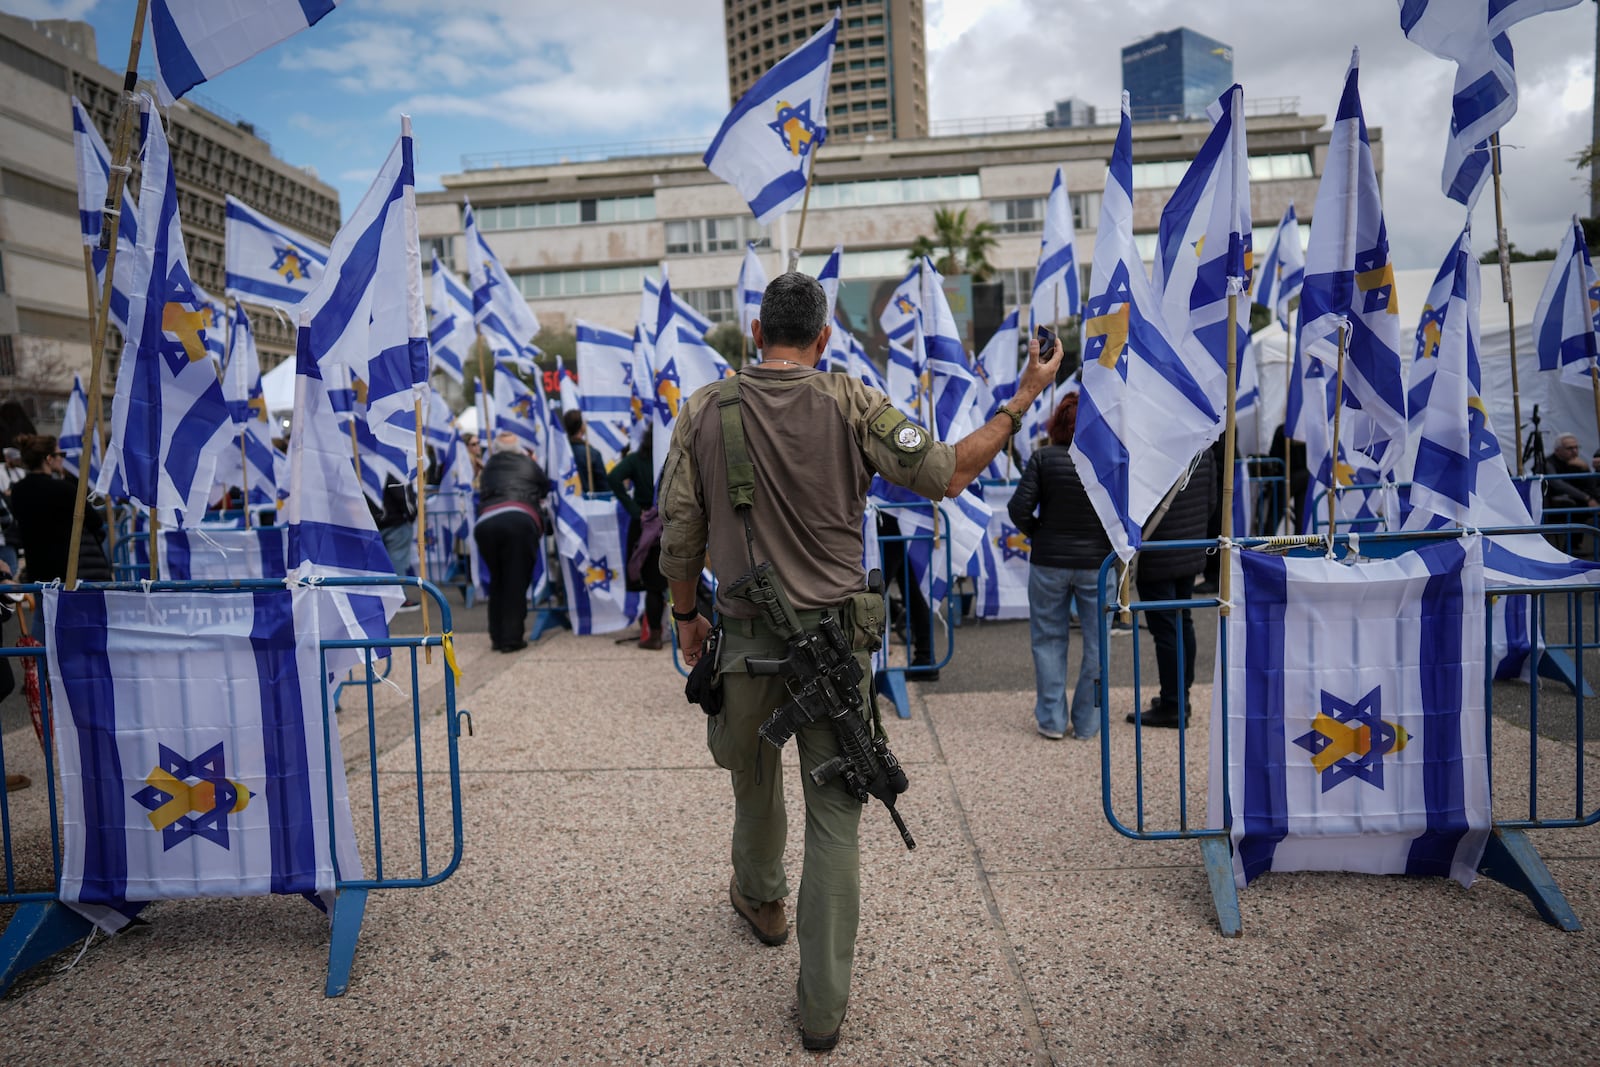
[493,358,547,458]
[465,200,541,371]
[297,119,428,469]
[973,507,1031,620]
[576,321,636,464]
[885,338,925,421]
[818,244,844,322]
[642,272,713,340]
[1407,236,1459,435]
[554,495,641,635]
[921,289,984,443]
[148,0,341,105]
[1253,203,1304,331]
[1152,84,1255,430]
[738,243,768,338]
[1298,51,1407,480]
[224,195,329,312]
[71,96,136,335]
[47,585,362,933]
[285,316,404,679]
[871,477,989,607]
[842,328,889,393]
[96,95,233,527]
[704,13,838,224]
[216,306,283,508]
[193,282,229,368]
[1031,167,1081,326]
[1531,216,1600,388]
[878,264,920,345]
[1399,0,1583,208]
[428,255,473,384]
[59,373,101,484]
[159,527,288,581]
[1070,93,1222,562]
[975,309,1021,475]
[1209,537,1491,889]
[651,318,733,480]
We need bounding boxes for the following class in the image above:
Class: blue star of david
[1415,305,1446,359]
[1082,262,1132,374]
[131,742,244,851]
[587,554,612,592]
[769,99,819,156]
[996,525,1029,563]
[271,245,308,282]
[1291,686,1399,792]
[1355,246,1394,315]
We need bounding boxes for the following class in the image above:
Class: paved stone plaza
[1,598,1597,1064]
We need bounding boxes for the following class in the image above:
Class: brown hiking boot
[5,773,30,792]
[729,876,788,945]
[638,633,664,650]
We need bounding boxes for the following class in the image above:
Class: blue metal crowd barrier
[0,576,468,997]
[873,499,958,719]
[1095,528,1597,938]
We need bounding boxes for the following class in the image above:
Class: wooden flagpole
[1490,133,1526,474]
[78,247,117,561]
[1328,322,1349,545]
[787,145,821,273]
[475,332,491,449]
[1218,292,1239,617]
[66,0,150,588]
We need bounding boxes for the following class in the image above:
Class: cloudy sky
[7,0,1596,268]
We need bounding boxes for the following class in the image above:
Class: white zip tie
[57,927,96,973]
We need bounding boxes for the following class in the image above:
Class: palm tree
[907,207,998,282]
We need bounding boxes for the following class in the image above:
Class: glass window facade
[1120,27,1233,122]
[475,195,655,232]
[809,173,980,210]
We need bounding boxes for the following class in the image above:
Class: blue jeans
[1028,564,1101,739]
[380,523,416,596]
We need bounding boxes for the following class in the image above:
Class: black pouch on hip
[684,626,723,716]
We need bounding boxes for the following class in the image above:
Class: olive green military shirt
[658,364,956,618]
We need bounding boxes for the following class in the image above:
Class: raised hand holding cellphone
[1034,324,1058,364]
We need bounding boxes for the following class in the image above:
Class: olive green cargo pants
[708,613,874,1035]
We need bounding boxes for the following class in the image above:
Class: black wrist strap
[672,605,700,622]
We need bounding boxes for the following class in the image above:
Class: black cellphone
[1035,324,1058,363]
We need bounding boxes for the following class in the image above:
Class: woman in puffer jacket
[1007,393,1110,741]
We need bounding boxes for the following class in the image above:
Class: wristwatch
[997,403,1024,437]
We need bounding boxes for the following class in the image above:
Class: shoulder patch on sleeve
[869,408,928,455]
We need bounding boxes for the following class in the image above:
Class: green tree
[705,322,747,368]
[908,207,999,282]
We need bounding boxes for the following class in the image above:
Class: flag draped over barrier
[148,0,341,105]
[224,195,329,312]
[1071,93,1221,562]
[160,527,289,581]
[704,13,838,224]
[1253,203,1304,331]
[1398,0,1584,207]
[1210,537,1491,890]
[554,495,641,634]
[97,95,233,526]
[1531,217,1600,388]
[47,585,362,933]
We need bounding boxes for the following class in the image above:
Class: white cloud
[927,0,1595,268]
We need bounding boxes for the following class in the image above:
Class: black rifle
[731,565,916,850]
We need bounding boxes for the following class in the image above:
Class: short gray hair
[759,272,827,349]
[491,431,523,455]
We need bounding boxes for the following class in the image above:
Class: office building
[1122,27,1234,122]
[0,13,340,426]
[724,0,928,143]
[418,101,1349,357]
[1046,98,1096,130]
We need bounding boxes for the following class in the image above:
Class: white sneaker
[395,600,422,614]
[1036,723,1066,740]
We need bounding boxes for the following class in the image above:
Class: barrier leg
[0,902,95,996]
[1197,837,1243,938]
[1535,649,1593,698]
[325,887,369,997]
[1477,828,1582,931]
[529,607,569,643]
[875,667,910,720]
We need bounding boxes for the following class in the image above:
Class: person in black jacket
[370,476,420,610]
[9,434,112,584]
[1129,450,1217,728]
[563,410,606,495]
[474,432,551,652]
[1007,393,1111,740]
